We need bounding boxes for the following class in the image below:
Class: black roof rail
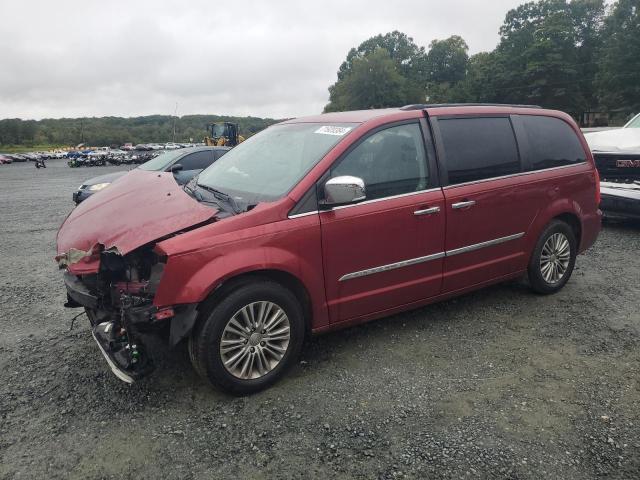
[400,103,542,110]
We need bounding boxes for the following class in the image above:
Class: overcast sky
[0,0,526,120]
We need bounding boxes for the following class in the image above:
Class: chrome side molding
[339,252,446,282]
[338,232,525,282]
[446,232,524,257]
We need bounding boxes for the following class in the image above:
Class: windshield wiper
[183,182,203,202]
[196,183,240,213]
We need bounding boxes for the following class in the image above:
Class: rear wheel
[189,280,305,395]
[527,220,577,294]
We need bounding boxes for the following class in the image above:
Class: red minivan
[56,104,601,393]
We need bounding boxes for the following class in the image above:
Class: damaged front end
[59,245,197,383]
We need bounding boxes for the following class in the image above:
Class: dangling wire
[69,310,87,331]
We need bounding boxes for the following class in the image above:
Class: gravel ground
[1,160,639,479]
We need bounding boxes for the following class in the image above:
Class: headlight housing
[88,182,111,192]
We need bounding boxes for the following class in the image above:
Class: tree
[425,36,469,85]
[596,0,640,113]
[325,48,422,112]
[456,52,502,103]
[336,31,428,85]
[493,0,586,113]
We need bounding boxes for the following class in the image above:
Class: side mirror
[322,175,366,207]
[170,163,183,173]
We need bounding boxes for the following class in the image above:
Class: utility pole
[172,102,178,143]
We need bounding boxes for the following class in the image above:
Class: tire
[527,220,577,295]
[189,280,305,395]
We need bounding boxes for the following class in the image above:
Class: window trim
[441,161,587,189]
[288,119,438,217]
[431,114,523,187]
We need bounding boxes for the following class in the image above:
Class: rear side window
[179,151,213,170]
[520,115,586,170]
[438,117,520,185]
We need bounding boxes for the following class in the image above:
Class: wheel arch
[196,269,314,338]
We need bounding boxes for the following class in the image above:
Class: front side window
[179,151,213,170]
[138,149,185,171]
[330,123,429,201]
[197,122,357,206]
[521,115,587,170]
[438,117,520,185]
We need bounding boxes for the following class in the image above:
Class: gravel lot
[1,160,639,479]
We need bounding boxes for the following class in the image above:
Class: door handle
[414,206,440,216]
[451,200,476,210]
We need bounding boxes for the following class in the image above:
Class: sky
[0,0,527,120]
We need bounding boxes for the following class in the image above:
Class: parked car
[0,154,12,164]
[7,154,28,162]
[56,104,601,394]
[72,146,230,204]
[584,117,640,219]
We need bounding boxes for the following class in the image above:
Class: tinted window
[330,123,429,201]
[438,117,520,185]
[213,149,229,160]
[521,115,586,170]
[179,151,213,170]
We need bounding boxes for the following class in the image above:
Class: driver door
[319,122,445,323]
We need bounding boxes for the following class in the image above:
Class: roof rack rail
[400,103,542,110]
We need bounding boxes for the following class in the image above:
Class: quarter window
[520,115,586,170]
[438,117,520,185]
[330,123,429,201]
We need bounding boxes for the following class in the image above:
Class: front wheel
[528,220,577,294]
[189,280,305,395]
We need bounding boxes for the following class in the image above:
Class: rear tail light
[594,169,601,206]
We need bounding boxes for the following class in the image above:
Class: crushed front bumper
[63,271,198,383]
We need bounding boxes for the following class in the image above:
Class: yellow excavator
[204,122,245,147]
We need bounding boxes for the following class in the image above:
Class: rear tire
[189,280,305,395]
[527,220,577,294]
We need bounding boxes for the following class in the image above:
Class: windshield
[624,114,640,129]
[211,123,228,137]
[137,149,185,171]
[196,122,357,205]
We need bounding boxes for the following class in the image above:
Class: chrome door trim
[413,206,440,216]
[446,232,524,257]
[328,187,443,212]
[338,232,525,282]
[288,210,319,219]
[338,252,446,282]
[442,162,588,190]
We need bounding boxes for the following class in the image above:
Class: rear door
[431,115,531,292]
[319,121,445,322]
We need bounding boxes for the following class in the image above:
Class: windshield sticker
[314,126,352,136]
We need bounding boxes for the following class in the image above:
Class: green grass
[0,144,69,154]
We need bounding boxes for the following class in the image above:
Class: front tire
[189,280,305,395]
[528,220,577,294]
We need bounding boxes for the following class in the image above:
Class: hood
[83,170,128,186]
[584,128,640,153]
[57,169,217,270]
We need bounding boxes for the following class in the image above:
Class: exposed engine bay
[61,245,197,383]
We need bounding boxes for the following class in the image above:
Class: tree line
[324,0,639,125]
[0,115,278,149]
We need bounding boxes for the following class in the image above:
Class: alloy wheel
[540,232,571,284]
[219,301,291,380]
